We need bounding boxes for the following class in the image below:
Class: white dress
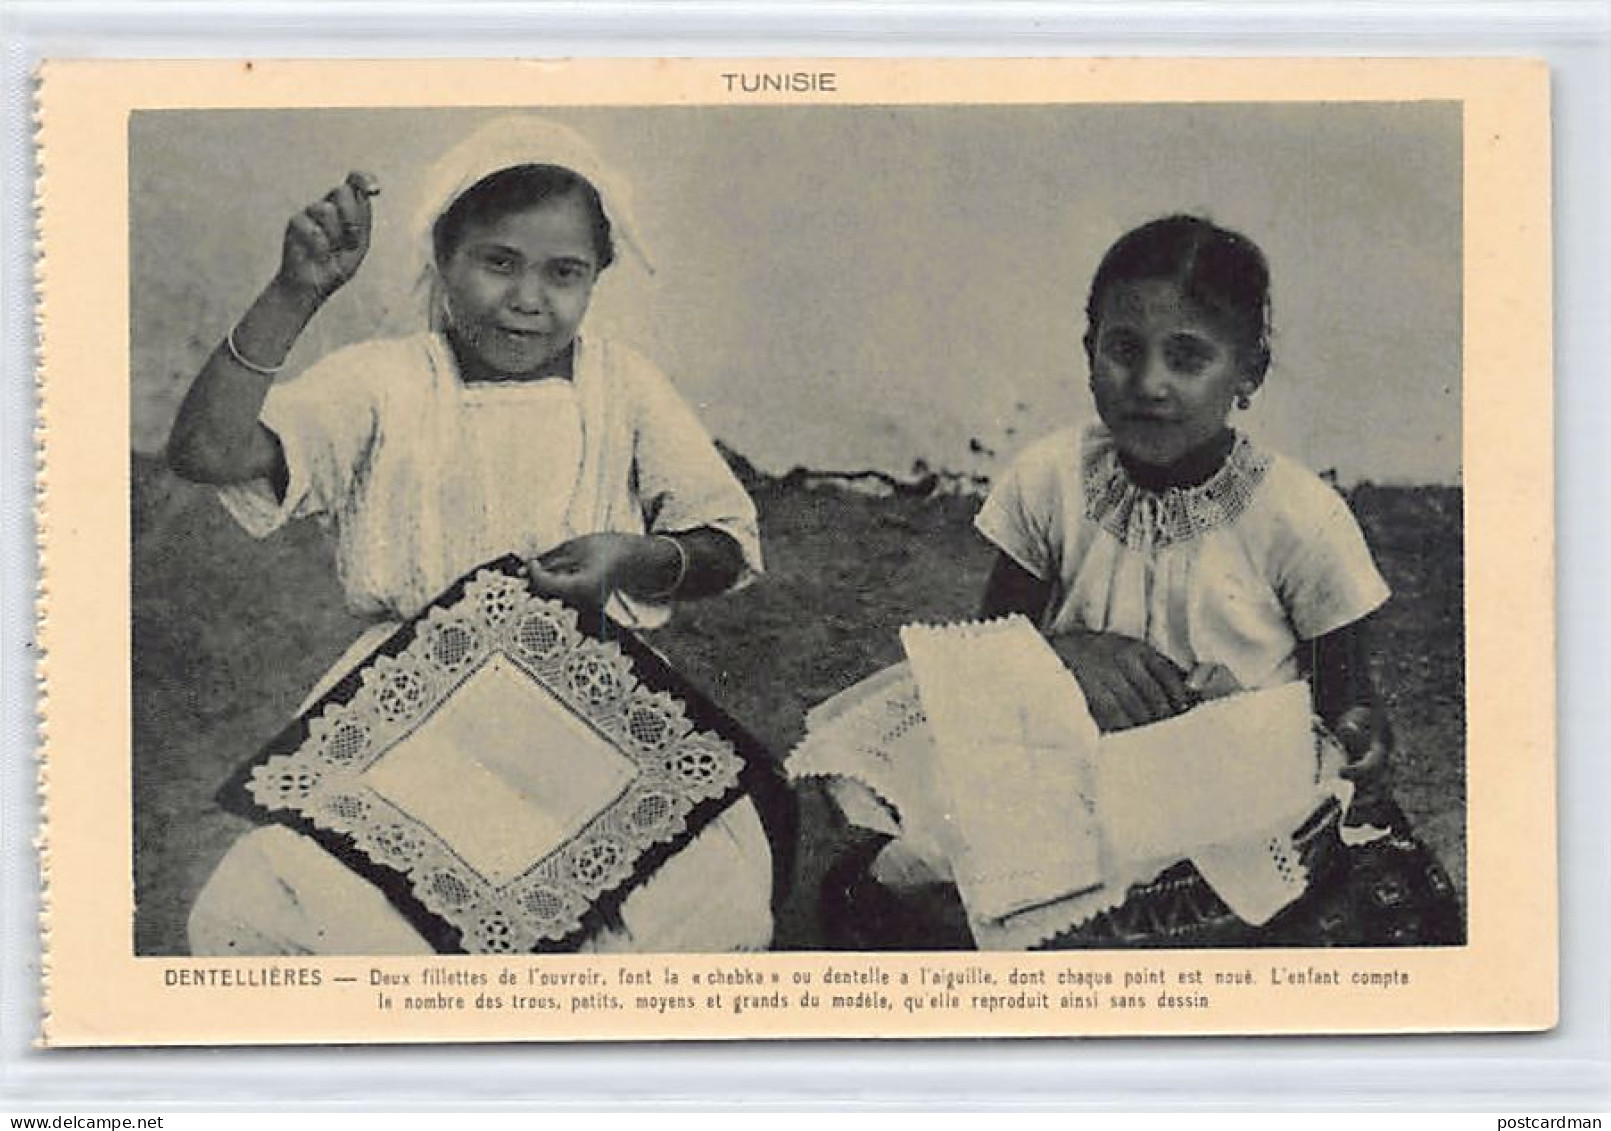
[188,332,773,955]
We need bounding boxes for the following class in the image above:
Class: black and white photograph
[127,98,1469,963]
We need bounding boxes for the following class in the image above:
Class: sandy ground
[132,455,1465,954]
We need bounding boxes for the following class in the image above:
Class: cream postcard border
[35,57,1553,1046]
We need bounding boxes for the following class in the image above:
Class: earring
[1236,391,1253,411]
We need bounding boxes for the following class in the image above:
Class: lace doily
[1081,426,1273,551]
[240,564,745,953]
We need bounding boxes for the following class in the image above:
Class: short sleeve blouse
[974,425,1390,690]
[218,332,762,624]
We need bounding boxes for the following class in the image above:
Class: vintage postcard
[35,57,1552,1045]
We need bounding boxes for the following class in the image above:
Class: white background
[129,102,1460,487]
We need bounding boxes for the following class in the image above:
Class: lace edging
[245,568,744,953]
[785,663,926,827]
[1081,427,1272,550]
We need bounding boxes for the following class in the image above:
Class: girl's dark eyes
[1099,332,1144,366]
[1099,330,1219,374]
[474,251,520,274]
[547,262,592,284]
[469,252,592,284]
[1163,336,1216,373]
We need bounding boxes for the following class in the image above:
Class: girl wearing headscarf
[170,117,774,955]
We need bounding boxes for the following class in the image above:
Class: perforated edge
[30,58,51,1051]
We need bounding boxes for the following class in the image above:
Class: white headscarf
[410,115,654,318]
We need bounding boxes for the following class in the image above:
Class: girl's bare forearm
[167,278,322,484]
[1305,618,1394,754]
[665,528,746,600]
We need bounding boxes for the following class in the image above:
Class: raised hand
[167,170,382,486]
[1048,628,1196,733]
[277,171,380,301]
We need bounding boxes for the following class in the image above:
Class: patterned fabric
[821,798,1465,951]
[208,558,785,955]
[1041,798,1465,949]
[1081,428,1273,551]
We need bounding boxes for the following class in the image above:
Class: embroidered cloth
[222,558,759,953]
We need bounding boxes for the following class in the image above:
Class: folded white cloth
[789,618,1341,947]
[901,619,1105,923]
[1097,680,1319,861]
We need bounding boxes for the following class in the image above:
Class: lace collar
[1080,425,1272,551]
